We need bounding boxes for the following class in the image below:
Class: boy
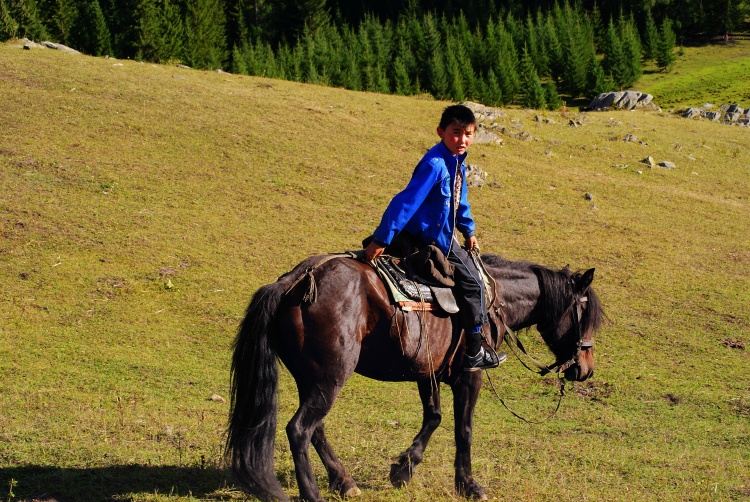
[364,104,506,371]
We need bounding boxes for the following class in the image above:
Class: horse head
[533,266,603,382]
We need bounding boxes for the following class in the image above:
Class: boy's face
[437,122,475,156]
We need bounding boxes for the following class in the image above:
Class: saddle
[375,256,459,313]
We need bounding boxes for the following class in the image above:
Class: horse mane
[482,253,604,336]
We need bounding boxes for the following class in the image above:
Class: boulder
[460,101,507,121]
[684,108,701,119]
[40,41,80,54]
[658,161,676,169]
[586,91,658,112]
[641,156,656,168]
[473,129,503,145]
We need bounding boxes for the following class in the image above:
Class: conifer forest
[1,0,748,106]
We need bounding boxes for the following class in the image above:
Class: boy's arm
[372,160,442,246]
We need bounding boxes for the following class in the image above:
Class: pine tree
[0,0,19,39]
[519,45,546,109]
[133,0,160,61]
[392,56,412,95]
[445,47,465,102]
[601,18,627,88]
[642,9,659,62]
[159,0,184,63]
[542,14,563,83]
[231,44,248,74]
[544,81,562,110]
[482,69,502,107]
[43,0,77,45]
[493,18,519,105]
[69,0,111,56]
[585,56,612,98]
[656,16,676,71]
[562,28,589,97]
[8,0,48,40]
[184,0,227,69]
[428,51,448,99]
[619,16,642,87]
[590,1,604,50]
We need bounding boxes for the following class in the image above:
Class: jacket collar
[437,141,469,166]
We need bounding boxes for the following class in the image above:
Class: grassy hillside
[1,40,749,502]
[637,40,750,110]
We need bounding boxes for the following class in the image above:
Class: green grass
[1,39,749,502]
[637,40,750,109]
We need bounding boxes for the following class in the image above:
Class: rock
[641,156,656,168]
[725,112,741,123]
[544,118,555,124]
[726,103,744,115]
[473,129,503,145]
[586,91,658,111]
[623,133,640,142]
[569,118,582,127]
[702,111,720,121]
[176,64,190,69]
[701,103,714,109]
[460,101,507,121]
[210,393,226,403]
[738,118,750,126]
[658,161,676,169]
[40,41,80,54]
[465,164,490,187]
[584,193,594,201]
[684,108,701,119]
[513,131,533,141]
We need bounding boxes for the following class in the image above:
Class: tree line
[1,0,741,107]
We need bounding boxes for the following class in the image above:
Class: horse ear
[576,268,595,292]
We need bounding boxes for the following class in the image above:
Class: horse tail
[226,281,288,502]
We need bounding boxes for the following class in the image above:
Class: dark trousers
[447,238,486,330]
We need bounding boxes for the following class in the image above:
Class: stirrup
[463,346,507,371]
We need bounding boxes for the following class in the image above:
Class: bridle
[554,292,594,375]
[497,289,593,377]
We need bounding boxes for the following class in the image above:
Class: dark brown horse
[226,253,603,501]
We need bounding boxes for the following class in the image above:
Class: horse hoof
[389,463,412,488]
[344,486,361,497]
[457,480,486,500]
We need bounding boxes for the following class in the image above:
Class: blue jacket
[372,141,476,255]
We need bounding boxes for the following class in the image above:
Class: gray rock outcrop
[586,91,661,112]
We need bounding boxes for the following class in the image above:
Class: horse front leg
[452,370,487,500]
[390,378,442,488]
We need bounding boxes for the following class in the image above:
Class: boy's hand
[465,235,478,251]
[364,242,385,263]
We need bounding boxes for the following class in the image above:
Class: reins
[471,249,591,424]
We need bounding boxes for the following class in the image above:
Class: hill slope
[1,41,749,501]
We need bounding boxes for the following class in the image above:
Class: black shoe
[463,347,507,371]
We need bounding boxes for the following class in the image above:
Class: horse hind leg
[287,381,355,502]
[390,378,442,488]
[311,422,361,497]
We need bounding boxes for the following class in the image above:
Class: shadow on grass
[1,464,231,501]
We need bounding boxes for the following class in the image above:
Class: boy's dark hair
[439,104,477,130]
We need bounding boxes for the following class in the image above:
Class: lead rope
[484,370,566,424]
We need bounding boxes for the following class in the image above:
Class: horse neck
[490,264,543,330]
